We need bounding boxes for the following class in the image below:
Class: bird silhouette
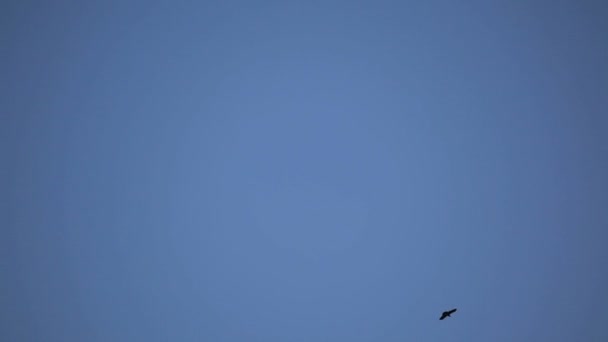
[439,308,457,320]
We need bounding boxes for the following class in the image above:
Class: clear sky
[3,1,608,341]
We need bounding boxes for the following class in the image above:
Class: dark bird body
[439,308,457,320]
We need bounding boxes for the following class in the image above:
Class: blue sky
[3,1,608,341]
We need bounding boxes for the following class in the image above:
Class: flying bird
[439,308,457,320]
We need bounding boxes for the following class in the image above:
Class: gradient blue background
[3,1,608,341]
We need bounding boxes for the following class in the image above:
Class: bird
[439,308,457,320]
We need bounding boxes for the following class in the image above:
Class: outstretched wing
[448,308,457,314]
[439,312,448,320]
